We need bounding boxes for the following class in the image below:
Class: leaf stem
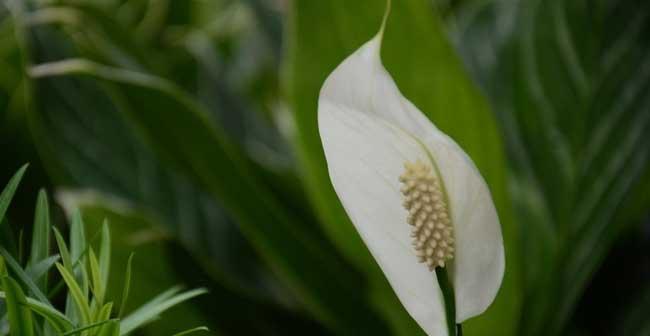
[435,267,458,335]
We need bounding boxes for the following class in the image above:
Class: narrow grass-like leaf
[1,273,34,336]
[0,164,28,226]
[66,209,89,323]
[26,255,60,282]
[98,220,110,286]
[69,209,87,264]
[171,326,210,336]
[117,253,133,318]
[52,227,73,272]
[0,247,51,305]
[62,318,118,336]
[119,288,207,335]
[88,248,104,306]
[55,263,91,324]
[0,293,75,332]
[29,189,51,291]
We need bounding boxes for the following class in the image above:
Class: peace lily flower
[317,12,505,336]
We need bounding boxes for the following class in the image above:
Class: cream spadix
[317,19,505,336]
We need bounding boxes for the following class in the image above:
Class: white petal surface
[318,30,504,331]
[320,98,449,336]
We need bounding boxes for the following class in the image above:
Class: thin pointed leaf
[0,165,28,226]
[61,318,118,336]
[52,227,73,272]
[55,263,91,324]
[29,189,51,292]
[0,247,51,305]
[26,255,60,283]
[117,253,133,318]
[98,220,110,286]
[119,288,207,335]
[88,248,104,306]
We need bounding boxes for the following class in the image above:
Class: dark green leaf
[31,59,388,334]
[453,0,650,334]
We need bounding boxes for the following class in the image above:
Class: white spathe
[318,29,505,335]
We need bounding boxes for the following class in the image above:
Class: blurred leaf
[285,0,520,334]
[30,59,388,334]
[452,0,650,334]
[25,22,280,305]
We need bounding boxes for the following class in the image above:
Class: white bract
[317,19,505,336]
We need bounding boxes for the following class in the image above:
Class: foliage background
[1,0,649,335]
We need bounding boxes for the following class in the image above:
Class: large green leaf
[13,2,340,333]
[286,0,520,335]
[453,0,650,334]
[30,60,387,334]
[23,12,288,308]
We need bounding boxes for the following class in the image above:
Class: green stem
[435,267,459,336]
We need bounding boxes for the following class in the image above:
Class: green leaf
[118,252,133,318]
[119,288,207,335]
[19,295,73,333]
[52,227,73,275]
[26,7,279,308]
[55,263,91,325]
[1,272,34,336]
[31,59,389,334]
[25,254,60,283]
[65,209,90,324]
[28,189,51,292]
[0,291,74,332]
[285,0,520,334]
[454,1,650,335]
[62,318,118,336]
[0,247,51,305]
[98,220,110,287]
[0,164,28,226]
[94,302,113,323]
[97,319,120,336]
[88,248,105,306]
